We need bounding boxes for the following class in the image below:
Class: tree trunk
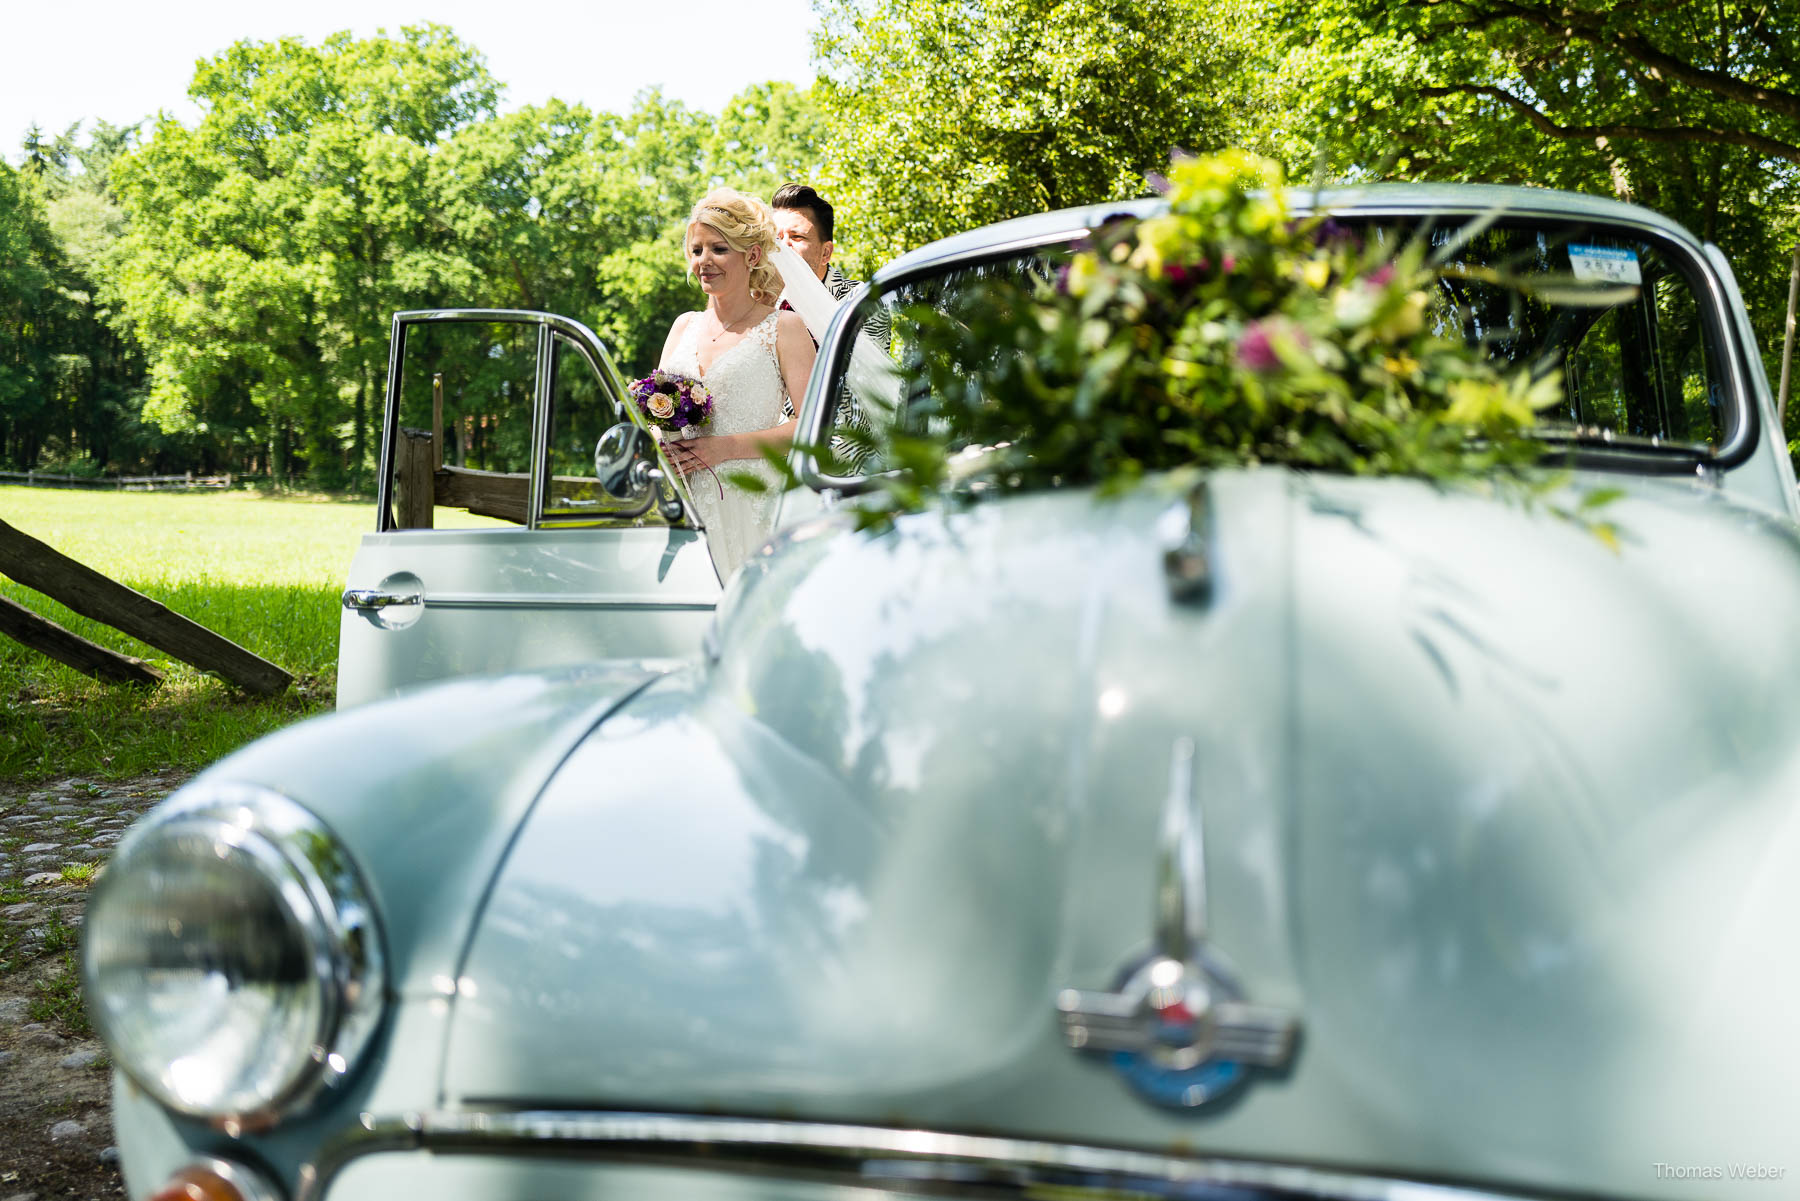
[353,331,369,492]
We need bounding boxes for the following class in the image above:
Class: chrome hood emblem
[1058,739,1299,1108]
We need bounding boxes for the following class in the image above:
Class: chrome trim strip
[528,323,554,528]
[417,594,717,610]
[297,1112,1568,1201]
[375,312,406,531]
[1156,736,1206,958]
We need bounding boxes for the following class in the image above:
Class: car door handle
[342,588,422,611]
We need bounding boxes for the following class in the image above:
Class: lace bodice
[669,310,788,434]
[664,309,789,581]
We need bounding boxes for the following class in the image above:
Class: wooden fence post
[0,519,291,695]
[0,596,163,686]
[392,429,436,530]
[433,373,445,470]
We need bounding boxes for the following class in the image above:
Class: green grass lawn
[0,486,377,783]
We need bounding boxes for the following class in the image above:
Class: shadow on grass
[0,578,341,783]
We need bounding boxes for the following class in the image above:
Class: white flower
[648,393,676,419]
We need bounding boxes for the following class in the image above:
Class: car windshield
[1408,218,1724,448]
[812,212,1730,484]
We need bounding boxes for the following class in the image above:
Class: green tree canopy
[112,25,500,484]
[811,0,1272,267]
[0,122,150,475]
[1270,0,1800,395]
[0,161,61,467]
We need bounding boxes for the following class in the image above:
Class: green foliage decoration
[849,150,1566,527]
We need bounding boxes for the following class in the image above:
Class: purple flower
[1235,321,1282,372]
[1313,218,1361,249]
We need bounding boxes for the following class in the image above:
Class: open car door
[337,310,720,709]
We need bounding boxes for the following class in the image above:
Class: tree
[112,26,500,485]
[1269,0,1800,406]
[703,81,828,193]
[38,121,148,473]
[0,161,61,468]
[810,0,1273,268]
[588,90,718,375]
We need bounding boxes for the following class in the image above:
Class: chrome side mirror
[593,421,646,501]
[631,459,687,523]
[593,422,683,522]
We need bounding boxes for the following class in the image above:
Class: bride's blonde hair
[687,189,782,304]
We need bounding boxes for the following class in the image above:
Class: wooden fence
[0,469,233,491]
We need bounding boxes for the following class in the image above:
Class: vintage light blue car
[84,185,1800,1201]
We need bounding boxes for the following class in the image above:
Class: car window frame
[793,202,1760,497]
[377,308,682,532]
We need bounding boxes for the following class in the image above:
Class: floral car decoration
[857,151,1571,529]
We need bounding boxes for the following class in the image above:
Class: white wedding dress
[667,311,788,581]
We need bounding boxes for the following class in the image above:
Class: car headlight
[82,783,386,1125]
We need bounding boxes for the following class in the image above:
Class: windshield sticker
[1569,244,1643,285]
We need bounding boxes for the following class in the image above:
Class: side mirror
[593,421,645,500]
[631,459,688,524]
[595,421,685,523]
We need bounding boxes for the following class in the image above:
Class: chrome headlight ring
[83,783,387,1126]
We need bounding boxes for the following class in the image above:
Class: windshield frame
[794,195,1758,496]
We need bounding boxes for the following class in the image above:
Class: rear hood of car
[445,470,1800,1197]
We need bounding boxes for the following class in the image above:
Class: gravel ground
[0,770,190,1201]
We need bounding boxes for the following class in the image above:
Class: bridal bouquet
[628,370,713,440]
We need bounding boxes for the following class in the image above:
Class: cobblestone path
[1,770,190,1201]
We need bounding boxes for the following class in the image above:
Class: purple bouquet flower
[628,370,713,440]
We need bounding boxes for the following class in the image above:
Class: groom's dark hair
[772,183,835,242]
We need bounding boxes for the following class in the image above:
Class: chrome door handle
[342,588,423,611]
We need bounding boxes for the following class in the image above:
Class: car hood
[181,661,669,996]
[445,469,1800,1197]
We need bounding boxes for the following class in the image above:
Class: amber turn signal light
[147,1158,280,1201]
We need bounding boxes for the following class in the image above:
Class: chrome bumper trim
[296,1111,1568,1201]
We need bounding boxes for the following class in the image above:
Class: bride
[658,189,816,580]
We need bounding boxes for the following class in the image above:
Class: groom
[772,183,892,350]
[772,183,854,310]
[771,182,886,460]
